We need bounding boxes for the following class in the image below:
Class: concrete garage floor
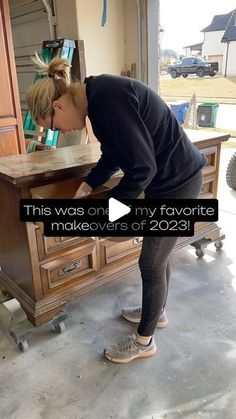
[0,147,236,419]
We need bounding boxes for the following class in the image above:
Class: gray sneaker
[122,306,169,329]
[104,333,157,364]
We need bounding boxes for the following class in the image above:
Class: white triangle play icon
[108,198,131,222]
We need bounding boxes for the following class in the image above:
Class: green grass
[160,76,236,142]
[160,77,236,104]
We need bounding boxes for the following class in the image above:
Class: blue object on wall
[101,0,107,27]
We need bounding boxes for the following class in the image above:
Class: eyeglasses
[50,107,56,131]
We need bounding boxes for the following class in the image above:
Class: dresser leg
[24,304,67,327]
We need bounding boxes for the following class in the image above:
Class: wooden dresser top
[0,130,229,187]
[0,144,101,187]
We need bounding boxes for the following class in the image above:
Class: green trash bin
[197,103,219,128]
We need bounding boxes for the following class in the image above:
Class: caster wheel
[53,321,66,334]
[196,248,204,258]
[18,339,29,352]
[214,240,223,250]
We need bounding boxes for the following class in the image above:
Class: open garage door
[208,54,223,75]
[9,0,55,120]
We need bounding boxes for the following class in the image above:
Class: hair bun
[48,57,71,83]
[31,53,71,84]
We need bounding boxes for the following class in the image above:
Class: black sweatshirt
[84,75,206,199]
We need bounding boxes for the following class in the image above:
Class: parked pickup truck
[167,57,219,79]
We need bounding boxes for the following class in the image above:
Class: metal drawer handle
[54,237,63,243]
[132,237,143,246]
[58,260,81,276]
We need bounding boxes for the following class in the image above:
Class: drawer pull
[58,260,81,276]
[132,237,143,246]
[54,237,63,243]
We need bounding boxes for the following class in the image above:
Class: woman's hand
[73,182,93,199]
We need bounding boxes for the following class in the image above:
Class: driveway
[216,104,236,132]
[166,100,236,135]
[160,74,222,80]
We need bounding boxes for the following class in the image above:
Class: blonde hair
[26,53,72,122]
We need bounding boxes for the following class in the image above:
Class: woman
[27,55,206,364]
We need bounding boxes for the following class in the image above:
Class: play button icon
[108,198,131,222]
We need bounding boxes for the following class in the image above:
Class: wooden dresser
[0,130,229,326]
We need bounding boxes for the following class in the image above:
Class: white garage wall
[54,0,79,40]
[225,42,236,77]
[202,31,226,57]
[123,0,137,71]
[54,0,137,145]
[55,0,129,76]
[75,0,126,76]
[202,31,228,76]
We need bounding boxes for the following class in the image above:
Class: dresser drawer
[40,243,98,295]
[31,177,110,199]
[201,145,217,176]
[100,237,142,266]
[31,177,109,261]
[199,174,216,199]
[35,224,91,261]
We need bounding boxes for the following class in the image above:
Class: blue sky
[160,1,236,53]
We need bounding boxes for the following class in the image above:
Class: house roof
[183,42,203,49]
[222,9,236,42]
[201,10,233,32]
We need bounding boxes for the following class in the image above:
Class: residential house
[201,8,236,76]
[182,9,236,76]
[183,42,203,57]
[160,49,177,71]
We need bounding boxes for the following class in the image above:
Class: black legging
[137,170,203,336]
